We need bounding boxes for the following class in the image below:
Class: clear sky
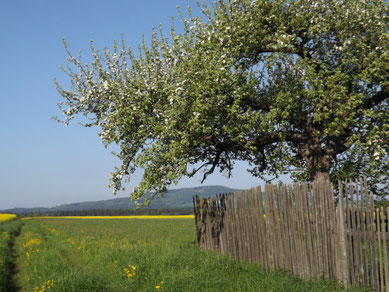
[0,0,291,210]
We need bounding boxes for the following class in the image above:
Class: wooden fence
[193,178,388,291]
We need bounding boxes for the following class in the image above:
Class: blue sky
[0,0,291,209]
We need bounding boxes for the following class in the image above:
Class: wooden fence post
[336,181,349,287]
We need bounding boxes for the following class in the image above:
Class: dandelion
[123,264,137,278]
[155,281,164,289]
[46,228,58,234]
[23,238,41,248]
[33,280,55,292]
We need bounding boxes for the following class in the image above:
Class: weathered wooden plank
[292,184,301,276]
[256,185,268,269]
[325,181,333,278]
[226,193,235,256]
[281,184,291,271]
[281,184,290,270]
[384,207,388,292]
[337,180,349,287]
[377,208,384,292]
[249,188,259,263]
[372,201,380,291]
[354,180,363,285]
[312,182,323,277]
[219,195,225,254]
[269,184,278,269]
[364,179,377,289]
[274,185,284,269]
[286,184,297,275]
[246,189,256,262]
[327,181,334,278]
[230,194,237,257]
[236,191,245,260]
[296,184,303,276]
[309,183,316,278]
[349,181,357,284]
[327,181,335,278]
[359,178,369,286]
[279,185,287,270]
[264,185,273,269]
[219,194,227,255]
[245,191,253,262]
[269,185,277,268]
[297,183,308,277]
[242,191,249,261]
[321,181,328,278]
[228,193,236,258]
[301,183,312,276]
[242,191,250,262]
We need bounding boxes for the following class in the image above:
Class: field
[0,217,367,291]
[0,214,17,222]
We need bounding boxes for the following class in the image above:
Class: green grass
[0,219,23,291]
[12,218,367,292]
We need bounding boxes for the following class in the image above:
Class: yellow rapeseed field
[0,214,17,222]
[23,215,195,219]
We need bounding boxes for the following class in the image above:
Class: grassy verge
[14,218,367,291]
[0,219,23,291]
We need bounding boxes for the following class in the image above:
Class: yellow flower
[23,238,42,248]
[34,280,55,292]
[123,265,137,278]
[155,280,164,289]
[0,214,16,222]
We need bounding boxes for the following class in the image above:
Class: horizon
[2,185,241,210]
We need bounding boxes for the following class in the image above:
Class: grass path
[0,219,24,292]
[7,226,21,292]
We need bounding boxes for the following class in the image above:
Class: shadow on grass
[4,221,24,292]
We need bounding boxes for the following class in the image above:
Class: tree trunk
[313,171,330,182]
[298,141,332,183]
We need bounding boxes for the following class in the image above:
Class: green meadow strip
[0,219,23,291]
[14,218,368,291]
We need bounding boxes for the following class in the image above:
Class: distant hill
[2,185,239,215]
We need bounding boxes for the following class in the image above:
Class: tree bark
[313,171,330,182]
[297,139,332,183]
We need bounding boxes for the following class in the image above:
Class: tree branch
[360,88,388,111]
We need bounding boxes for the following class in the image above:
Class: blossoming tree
[55,0,388,204]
